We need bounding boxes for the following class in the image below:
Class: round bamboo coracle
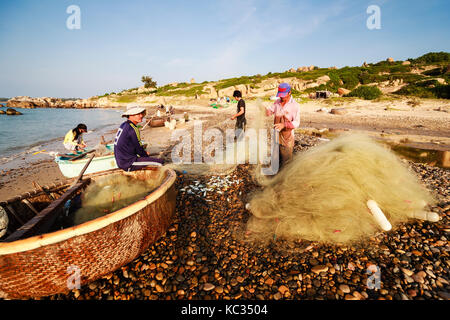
[0,167,177,299]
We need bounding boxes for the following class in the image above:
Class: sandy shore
[0,96,448,202]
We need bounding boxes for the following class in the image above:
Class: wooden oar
[6,179,91,242]
[72,153,96,186]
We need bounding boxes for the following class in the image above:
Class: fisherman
[230,90,246,140]
[63,123,88,152]
[114,105,164,171]
[265,83,300,168]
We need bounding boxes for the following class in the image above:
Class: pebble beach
[40,134,449,301]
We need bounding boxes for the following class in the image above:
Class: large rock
[6,96,100,109]
[387,57,394,63]
[234,84,249,96]
[137,85,155,94]
[338,88,351,96]
[218,86,236,98]
[5,107,22,115]
[200,85,218,99]
[402,61,411,65]
[297,66,310,72]
[316,75,331,84]
[330,108,348,115]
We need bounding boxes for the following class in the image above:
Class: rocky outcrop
[330,108,348,115]
[296,65,315,72]
[2,108,23,115]
[6,96,99,109]
[338,88,351,96]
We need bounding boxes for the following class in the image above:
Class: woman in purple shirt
[114,105,164,171]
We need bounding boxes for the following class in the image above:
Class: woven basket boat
[149,117,166,127]
[0,167,177,299]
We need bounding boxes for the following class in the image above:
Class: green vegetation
[213,75,263,91]
[345,86,382,100]
[408,52,450,65]
[95,51,450,101]
[141,75,157,88]
[394,78,450,99]
[114,94,138,103]
[155,84,206,97]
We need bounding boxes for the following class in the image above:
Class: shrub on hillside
[141,76,157,88]
[345,85,382,100]
[389,65,411,73]
[408,52,450,64]
[394,82,449,99]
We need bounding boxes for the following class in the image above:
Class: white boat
[55,144,118,178]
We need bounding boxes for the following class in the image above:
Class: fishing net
[72,173,163,226]
[246,133,436,244]
[92,143,112,157]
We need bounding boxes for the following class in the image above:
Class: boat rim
[0,167,176,255]
[55,153,115,164]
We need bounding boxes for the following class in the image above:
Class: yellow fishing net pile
[246,134,436,244]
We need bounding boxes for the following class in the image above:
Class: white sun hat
[122,104,146,117]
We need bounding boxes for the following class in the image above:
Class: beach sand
[0,96,448,202]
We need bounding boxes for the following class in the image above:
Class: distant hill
[91,51,450,104]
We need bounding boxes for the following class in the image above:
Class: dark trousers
[235,119,246,141]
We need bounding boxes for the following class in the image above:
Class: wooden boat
[149,116,167,127]
[55,144,118,178]
[0,166,177,299]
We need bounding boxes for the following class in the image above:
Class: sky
[0,0,449,98]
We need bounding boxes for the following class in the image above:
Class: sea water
[0,103,124,170]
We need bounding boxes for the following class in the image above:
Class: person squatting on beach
[230,90,246,141]
[114,105,164,172]
[266,83,300,168]
[63,123,88,152]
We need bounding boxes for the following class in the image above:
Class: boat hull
[0,167,177,299]
[56,154,118,178]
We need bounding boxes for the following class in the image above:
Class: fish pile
[179,174,243,201]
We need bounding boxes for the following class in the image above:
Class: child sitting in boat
[114,105,164,171]
[63,123,88,152]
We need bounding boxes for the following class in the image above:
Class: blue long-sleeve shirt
[114,120,147,170]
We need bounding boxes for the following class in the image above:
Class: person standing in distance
[230,90,246,141]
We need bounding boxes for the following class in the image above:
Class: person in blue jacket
[114,105,164,171]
